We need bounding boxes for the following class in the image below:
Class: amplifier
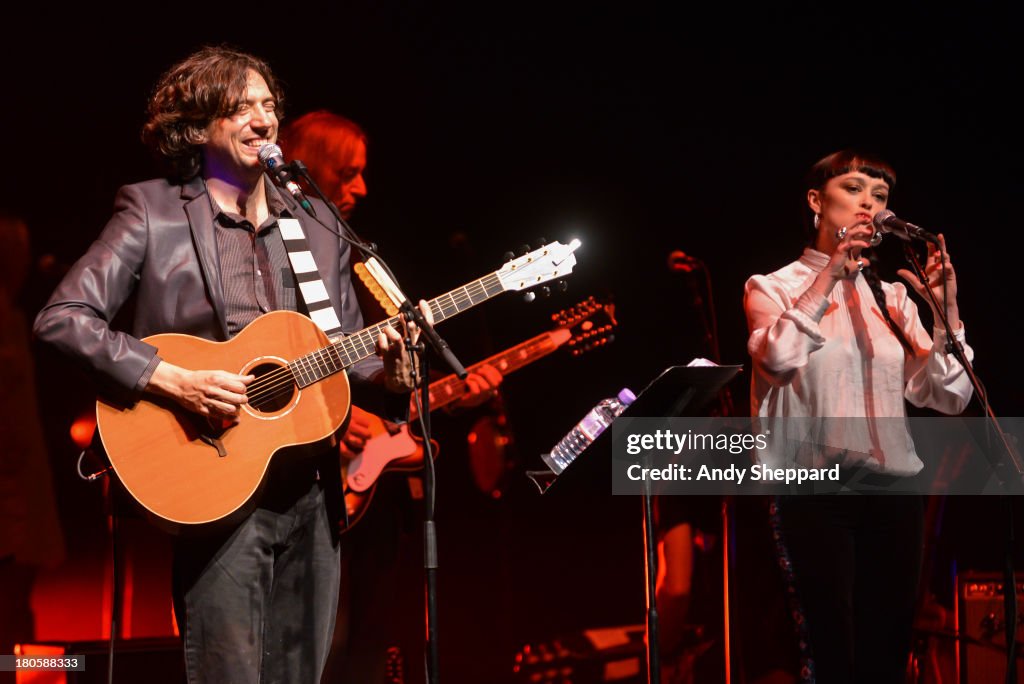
[512,624,710,683]
[960,572,1024,684]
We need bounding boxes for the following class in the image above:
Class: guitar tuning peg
[540,286,551,298]
[523,291,536,303]
[518,244,531,256]
[536,237,547,247]
[503,251,515,262]
[557,280,568,292]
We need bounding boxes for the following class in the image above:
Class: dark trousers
[323,477,416,684]
[173,479,340,684]
[777,495,923,684]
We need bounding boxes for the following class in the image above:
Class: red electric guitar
[340,296,617,531]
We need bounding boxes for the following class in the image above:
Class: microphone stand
[901,242,1022,682]
[288,161,468,684]
[668,256,734,417]
[641,454,661,684]
[397,302,462,684]
[900,243,1021,477]
[415,352,441,684]
[669,254,735,676]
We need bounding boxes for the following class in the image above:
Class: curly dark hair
[141,46,285,181]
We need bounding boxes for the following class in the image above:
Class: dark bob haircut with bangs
[805,149,896,191]
[141,46,284,182]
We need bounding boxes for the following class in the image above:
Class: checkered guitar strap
[278,217,345,339]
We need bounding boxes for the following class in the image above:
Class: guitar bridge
[196,416,232,457]
[198,433,228,457]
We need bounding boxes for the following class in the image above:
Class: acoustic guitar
[95,241,579,532]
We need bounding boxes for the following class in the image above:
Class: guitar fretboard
[288,273,507,388]
[411,331,563,420]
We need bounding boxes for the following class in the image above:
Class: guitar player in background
[33,48,425,684]
[281,110,503,683]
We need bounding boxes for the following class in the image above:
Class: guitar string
[245,327,382,406]
[242,311,398,405]
[238,275,508,410]
[244,316,413,407]
[247,300,538,409]
[244,314,402,407]
[410,336,563,419]
[241,301,413,397]
[245,333,378,406]
[250,287,584,411]
[242,280,499,408]
[250,299,579,411]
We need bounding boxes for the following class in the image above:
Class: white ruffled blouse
[745,248,974,475]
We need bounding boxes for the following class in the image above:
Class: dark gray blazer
[34,174,380,398]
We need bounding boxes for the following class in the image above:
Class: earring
[813,213,820,229]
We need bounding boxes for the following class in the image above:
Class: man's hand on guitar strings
[377,299,433,392]
[146,361,255,420]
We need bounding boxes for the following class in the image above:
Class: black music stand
[528,364,741,684]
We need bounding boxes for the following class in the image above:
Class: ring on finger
[836,226,848,240]
[869,229,883,247]
[856,258,865,272]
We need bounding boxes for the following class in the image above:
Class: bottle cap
[617,388,637,405]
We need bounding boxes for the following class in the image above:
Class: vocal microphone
[668,250,702,273]
[872,210,939,244]
[258,144,316,217]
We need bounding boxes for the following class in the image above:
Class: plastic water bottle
[543,388,636,474]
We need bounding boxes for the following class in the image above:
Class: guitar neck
[289,272,509,388]
[410,328,570,420]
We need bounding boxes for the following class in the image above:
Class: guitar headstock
[353,260,401,317]
[495,239,580,292]
[551,296,617,356]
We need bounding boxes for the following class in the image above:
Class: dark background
[4,3,1022,681]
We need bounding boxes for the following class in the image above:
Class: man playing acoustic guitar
[34,47,422,683]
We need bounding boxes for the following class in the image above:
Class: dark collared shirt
[135,179,302,390]
[211,179,299,337]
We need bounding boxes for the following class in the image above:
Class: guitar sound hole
[248,362,295,413]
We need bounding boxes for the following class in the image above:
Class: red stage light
[69,413,96,449]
